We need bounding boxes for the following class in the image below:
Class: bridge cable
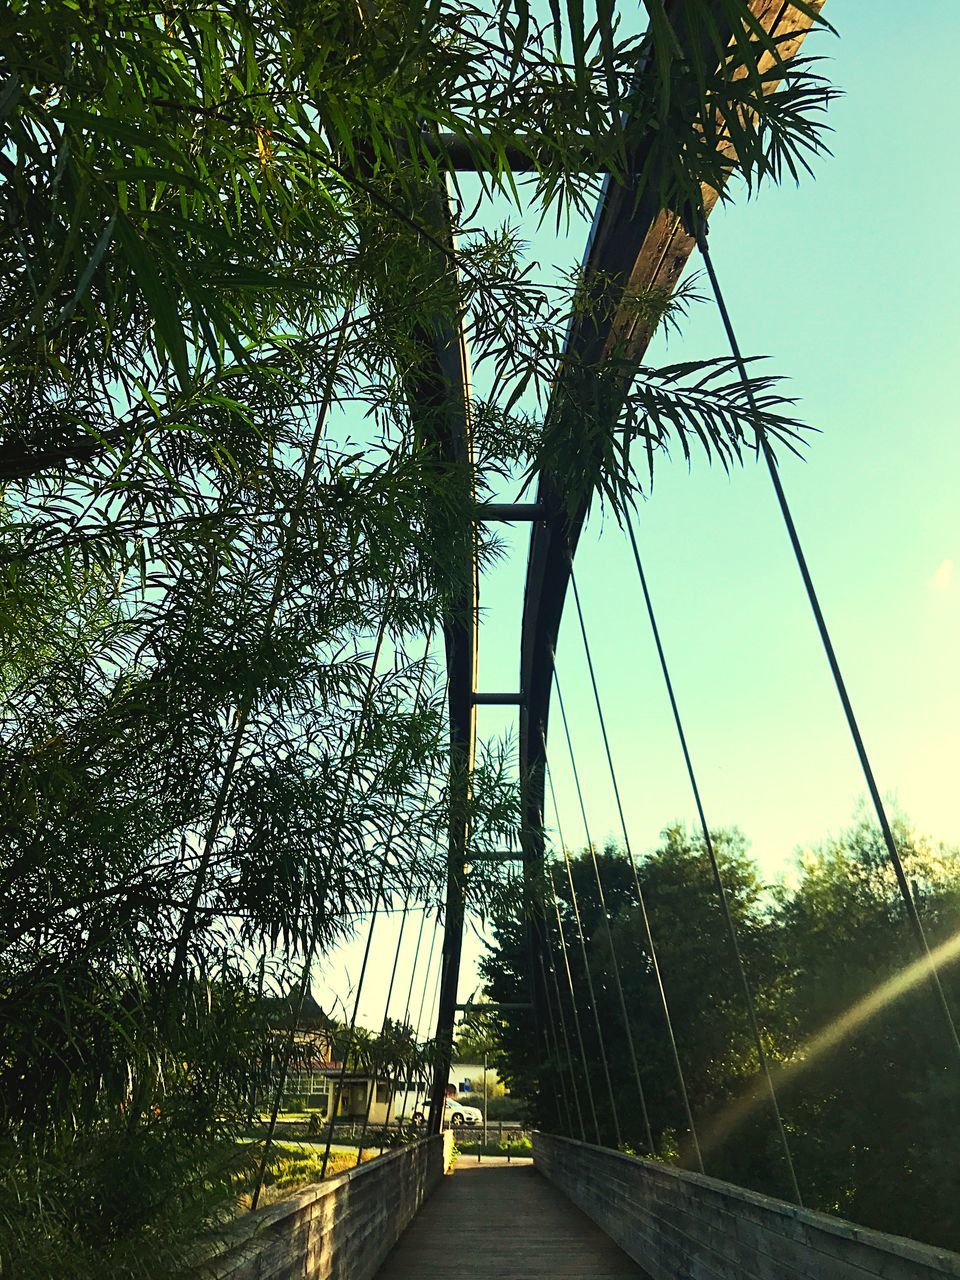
[551,662,656,1153]
[622,505,803,1206]
[541,910,589,1141]
[375,900,433,1154]
[405,922,447,1124]
[521,830,578,1136]
[542,783,601,1146]
[423,939,445,1111]
[544,762,601,1143]
[565,573,703,1169]
[362,719,448,1157]
[552,843,615,1145]
[548,677,646,1151]
[363,727,445,1157]
[320,631,435,1177]
[385,689,454,1142]
[413,909,444,1117]
[356,868,420,1157]
[396,902,443,1129]
[545,862,599,1143]
[171,301,355,992]
[695,222,960,1067]
[355,870,419,1159]
[252,605,391,1209]
[538,947,578,1137]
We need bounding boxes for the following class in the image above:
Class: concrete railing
[194,1134,452,1280]
[534,1132,960,1280]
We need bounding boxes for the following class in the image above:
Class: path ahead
[376,1157,649,1279]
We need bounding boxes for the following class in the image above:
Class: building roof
[264,985,335,1032]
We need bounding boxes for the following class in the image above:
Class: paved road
[376,1157,649,1279]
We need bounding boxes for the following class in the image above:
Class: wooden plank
[375,1158,651,1279]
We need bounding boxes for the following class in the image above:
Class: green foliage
[456,1137,532,1157]
[772,812,960,1246]
[455,1006,501,1062]
[255,1146,377,1201]
[478,1095,524,1121]
[0,1128,261,1279]
[481,817,960,1250]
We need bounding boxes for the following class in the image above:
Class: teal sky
[321,1,960,1030]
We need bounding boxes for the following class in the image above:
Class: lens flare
[700,926,960,1158]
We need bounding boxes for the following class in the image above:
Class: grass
[454,1137,533,1157]
[236,1143,381,1208]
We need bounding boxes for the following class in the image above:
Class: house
[266,987,398,1126]
[283,1065,398,1126]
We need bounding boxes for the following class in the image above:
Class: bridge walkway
[376,1156,650,1279]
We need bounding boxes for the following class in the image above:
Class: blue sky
[321,1,960,1028]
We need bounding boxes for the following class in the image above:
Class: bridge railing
[533,1132,960,1280]
[194,1133,452,1280]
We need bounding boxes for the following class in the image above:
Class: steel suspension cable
[400,907,431,1032]
[551,667,655,1154]
[356,876,416,1158]
[522,830,577,1136]
[375,901,431,1154]
[319,844,395,1173]
[540,721,624,1148]
[540,894,588,1141]
[362,739,447,1158]
[401,907,442,1122]
[545,860,599,1144]
[320,632,435,1176]
[538,948,577,1137]
[695,222,960,1066]
[171,303,355,990]
[622,505,802,1204]
[421,942,445,1110]
[252,605,390,1210]
[564,574,703,1170]
[538,784,587,1146]
[544,758,601,1143]
[376,678,454,1147]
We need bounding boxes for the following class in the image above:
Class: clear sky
[319,1,960,1033]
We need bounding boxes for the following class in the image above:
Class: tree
[775,812,960,1247]
[455,1007,501,1064]
[481,830,789,1189]
[480,815,960,1251]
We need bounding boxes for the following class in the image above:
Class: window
[376,1082,392,1104]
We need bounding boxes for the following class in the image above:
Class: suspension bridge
[193,0,960,1275]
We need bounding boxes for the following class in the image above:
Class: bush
[455,1137,532,1157]
[239,1145,380,1208]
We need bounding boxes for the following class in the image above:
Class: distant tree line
[480,815,960,1251]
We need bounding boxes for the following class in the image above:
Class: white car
[444,1098,482,1127]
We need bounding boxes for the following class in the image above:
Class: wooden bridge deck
[376,1157,649,1279]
